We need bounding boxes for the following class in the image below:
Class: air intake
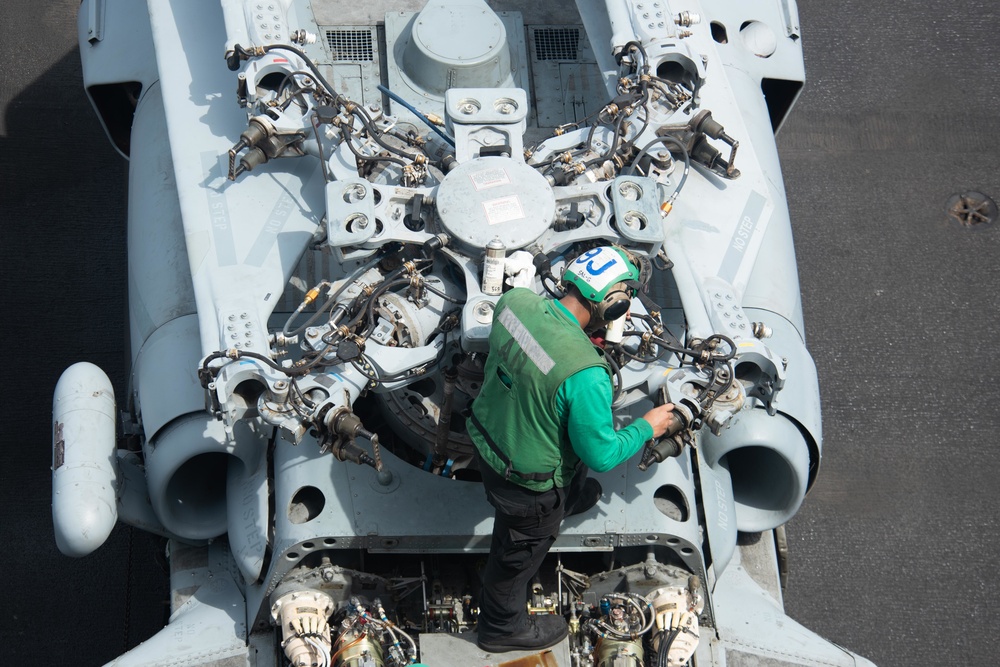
[533,27,580,61]
[325,29,374,61]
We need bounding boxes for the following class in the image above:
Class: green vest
[471,289,610,491]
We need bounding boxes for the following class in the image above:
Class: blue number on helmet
[574,247,620,276]
[574,248,604,264]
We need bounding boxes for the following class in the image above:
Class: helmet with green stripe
[562,246,640,322]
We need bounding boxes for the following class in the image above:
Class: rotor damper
[435,156,555,251]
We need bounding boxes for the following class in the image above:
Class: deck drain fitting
[946,191,997,228]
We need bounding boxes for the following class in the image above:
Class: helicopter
[54,0,876,665]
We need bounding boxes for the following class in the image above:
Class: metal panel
[316,25,382,107]
[527,25,606,128]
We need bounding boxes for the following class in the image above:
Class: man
[470,246,678,653]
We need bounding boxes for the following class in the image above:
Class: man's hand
[643,403,681,439]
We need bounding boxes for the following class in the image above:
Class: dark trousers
[477,458,588,636]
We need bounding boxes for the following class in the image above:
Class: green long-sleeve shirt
[553,302,653,472]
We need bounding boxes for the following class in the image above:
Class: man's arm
[558,367,653,472]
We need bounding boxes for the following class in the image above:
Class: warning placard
[470,167,512,190]
[482,195,524,225]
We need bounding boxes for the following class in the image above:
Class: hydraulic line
[233,43,430,164]
[311,113,331,182]
[377,84,455,146]
[542,273,564,299]
[282,252,384,338]
[603,347,624,404]
[626,135,691,207]
[422,281,465,304]
[362,278,411,334]
[340,126,408,168]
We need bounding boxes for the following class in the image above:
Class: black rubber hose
[623,331,702,361]
[625,135,691,205]
[702,333,737,360]
[657,628,680,667]
[282,252,384,338]
[542,274,565,299]
[619,40,650,74]
[237,44,427,163]
[617,342,663,364]
[237,43,336,96]
[340,126,408,168]
[422,282,466,304]
[359,278,410,334]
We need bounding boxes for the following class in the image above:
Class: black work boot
[565,478,603,517]
[477,614,569,653]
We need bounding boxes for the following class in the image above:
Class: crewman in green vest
[471,246,678,653]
